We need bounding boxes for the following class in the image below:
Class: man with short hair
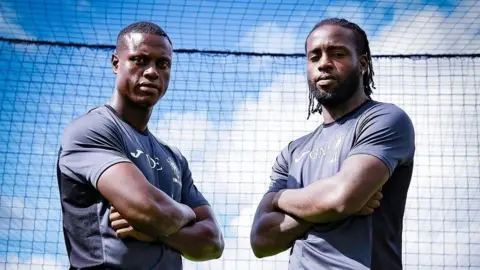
[57,21,224,270]
[250,18,415,270]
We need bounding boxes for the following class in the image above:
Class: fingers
[109,211,123,222]
[111,219,130,231]
[357,207,374,216]
[115,226,155,242]
[366,198,380,209]
[357,189,384,216]
[372,191,383,200]
[116,226,135,239]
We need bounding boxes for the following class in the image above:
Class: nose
[318,54,333,71]
[144,64,159,80]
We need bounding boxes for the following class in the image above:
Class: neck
[108,90,152,132]
[322,89,369,124]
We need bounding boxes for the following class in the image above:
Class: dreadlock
[305,18,375,119]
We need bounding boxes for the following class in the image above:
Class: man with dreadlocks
[250,18,415,270]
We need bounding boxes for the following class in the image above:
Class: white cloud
[3,254,65,270]
[0,3,32,39]
[239,22,297,54]
[153,112,215,155]
[372,1,480,54]
[237,22,298,72]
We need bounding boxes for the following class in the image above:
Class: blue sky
[0,0,479,269]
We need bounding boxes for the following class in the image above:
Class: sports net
[0,1,479,270]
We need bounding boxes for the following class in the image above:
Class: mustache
[316,73,336,81]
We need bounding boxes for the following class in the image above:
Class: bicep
[335,154,389,210]
[97,162,168,218]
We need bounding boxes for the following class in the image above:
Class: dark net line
[2,36,480,59]
[0,39,479,270]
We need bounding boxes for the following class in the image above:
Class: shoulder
[62,106,121,144]
[357,101,414,131]
[362,101,412,122]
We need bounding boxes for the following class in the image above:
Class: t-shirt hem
[347,151,394,177]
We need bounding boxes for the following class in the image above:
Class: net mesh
[0,0,479,269]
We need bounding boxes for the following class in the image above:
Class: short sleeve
[347,104,415,177]
[267,143,291,194]
[176,152,209,209]
[58,113,131,188]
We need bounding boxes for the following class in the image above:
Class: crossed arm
[250,154,387,258]
[98,162,224,261]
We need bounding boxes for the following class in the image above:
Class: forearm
[251,210,312,258]
[159,219,223,261]
[273,179,351,223]
[125,199,197,238]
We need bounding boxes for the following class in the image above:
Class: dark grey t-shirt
[268,100,415,270]
[57,105,209,270]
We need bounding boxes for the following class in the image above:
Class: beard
[308,69,361,108]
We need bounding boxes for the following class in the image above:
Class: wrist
[272,189,286,210]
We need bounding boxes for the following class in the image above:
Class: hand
[356,189,383,216]
[109,206,157,242]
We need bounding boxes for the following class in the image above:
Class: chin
[317,83,338,93]
[132,96,160,109]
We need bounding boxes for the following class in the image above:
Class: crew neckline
[322,99,373,128]
[104,104,150,136]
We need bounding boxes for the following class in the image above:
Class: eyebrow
[307,44,349,55]
[130,51,172,61]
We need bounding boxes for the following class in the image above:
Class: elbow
[203,227,224,260]
[251,238,267,258]
[250,233,273,258]
[190,225,225,261]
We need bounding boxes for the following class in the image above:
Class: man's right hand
[110,206,157,242]
[356,189,383,215]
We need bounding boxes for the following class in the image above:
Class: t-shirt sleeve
[267,143,291,194]
[347,104,415,177]
[58,113,132,188]
[176,151,209,209]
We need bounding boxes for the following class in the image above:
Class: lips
[316,75,335,82]
[316,75,336,86]
[138,82,161,91]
